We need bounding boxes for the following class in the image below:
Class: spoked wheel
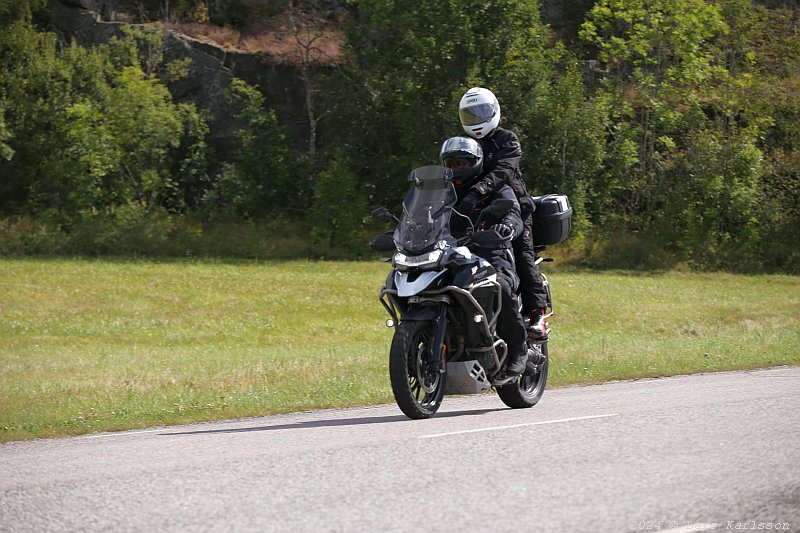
[389,320,446,419]
[497,340,549,408]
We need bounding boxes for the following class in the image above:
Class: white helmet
[458,87,500,139]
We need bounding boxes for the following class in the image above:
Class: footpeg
[492,373,517,387]
[527,348,546,365]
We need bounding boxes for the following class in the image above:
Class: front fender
[400,306,439,322]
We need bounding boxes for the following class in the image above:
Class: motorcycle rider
[440,136,528,381]
[455,87,550,338]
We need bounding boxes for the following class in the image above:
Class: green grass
[1,258,798,441]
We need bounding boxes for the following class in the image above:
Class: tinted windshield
[394,166,457,254]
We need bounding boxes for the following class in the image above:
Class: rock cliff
[50,0,311,152]
[48,0,579,154]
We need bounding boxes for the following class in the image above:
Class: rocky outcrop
[49,0,581,154]
[50,0,311,152]
[51,0,125,45]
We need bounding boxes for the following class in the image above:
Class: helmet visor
[440,136,482,159]
[459,103,497,126]
[443,156,474,169]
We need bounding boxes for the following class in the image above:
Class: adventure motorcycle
[370,166,571,419]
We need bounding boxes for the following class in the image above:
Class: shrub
[311,156,368,259]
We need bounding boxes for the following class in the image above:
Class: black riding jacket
[470,127,534,220]
[453,184,523,262]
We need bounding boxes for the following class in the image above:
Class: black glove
[472,182,489,196]
[491,223,515,241]
[456,192,478,216]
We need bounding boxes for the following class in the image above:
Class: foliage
[0,21,208,221]
[0,0,49,26]
[515,50,605,239]
[737,3,800,273]
[0,1,798,272]
[580,0,727,221]
[0,102,13,162]
[0,212,314,258]
[667,126,764,268]
[325,0,552,208]
[205,0,248,26]
[311,154,368,258]
[324,0,608,253]
[65,65,187,209]
[203,79,299,218]
[116,0,211,23]
[577,0,799,271]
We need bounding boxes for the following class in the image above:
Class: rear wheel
[389,320,446,419]
[497,341,548,408]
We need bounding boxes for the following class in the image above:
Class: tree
[511,50,605,237]
[0,0,49,27]
[205,79,297,218]
[311,154,367,257]
[580,0,727,223]
[711,1,800,271]
[286,1,332,159]
[0,103,13,162]
[325,0,551,208]
[65,64,187,209]
[0,20,208,217]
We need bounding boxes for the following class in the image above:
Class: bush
[0,211,313,259]
[311,156,368,259]
[583,229,682,271]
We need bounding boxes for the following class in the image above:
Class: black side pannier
[531,194,572,246]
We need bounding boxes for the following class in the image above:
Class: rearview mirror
[371,207,398,224]
[369,232,397,252]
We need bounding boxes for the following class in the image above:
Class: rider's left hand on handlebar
[490,223,515,241]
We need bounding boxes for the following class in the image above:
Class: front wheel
[389,320,446,419]
[496,341,548,409]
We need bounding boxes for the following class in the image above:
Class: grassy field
[1,258,798,441]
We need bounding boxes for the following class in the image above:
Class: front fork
[380,288,450,374]
[429,302,449,374]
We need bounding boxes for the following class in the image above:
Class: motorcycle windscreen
[394,166,457,254]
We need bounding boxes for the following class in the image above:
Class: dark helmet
[439,136,483,190]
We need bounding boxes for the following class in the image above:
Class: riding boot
[527,308,550,339]
[505,343,527,375]
[494,343,527,386]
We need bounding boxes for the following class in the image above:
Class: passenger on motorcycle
[440,136,528,380]
[456,87,550,338]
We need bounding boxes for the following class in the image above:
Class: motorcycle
[370,165,570,419]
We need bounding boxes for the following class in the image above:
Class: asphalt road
[2,367,799,532]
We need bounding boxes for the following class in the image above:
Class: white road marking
[417,413,619,439]
[82,414,619,440]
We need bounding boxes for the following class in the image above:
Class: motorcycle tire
[496,341,548,409]
[389,320,446,419]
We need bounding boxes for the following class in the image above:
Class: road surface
[2,367,799,532]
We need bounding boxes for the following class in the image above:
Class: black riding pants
[512,215,549,312]
[490,253,527,353]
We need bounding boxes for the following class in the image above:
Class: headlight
[392,250,444,270]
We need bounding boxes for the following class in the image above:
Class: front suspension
[429,301,449,373]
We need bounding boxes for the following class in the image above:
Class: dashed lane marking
[417,413,619,439]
